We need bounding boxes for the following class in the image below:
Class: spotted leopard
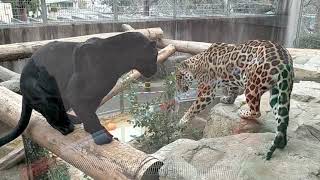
[175,40,294,160]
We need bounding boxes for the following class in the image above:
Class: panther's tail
[0,97,32,147]
[267,63,294,160]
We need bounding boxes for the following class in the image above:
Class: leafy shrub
[125,73,186,153]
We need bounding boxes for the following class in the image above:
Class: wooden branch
[0,79,21,94]
[0,27,163,62]
[121,24,135,31]
[99,44,176,107]
[0,65,20,82]
[0,87,162,180]
[0,65,21,93]
[157,39,211,55]
[157,39,320,82]
[0,146,25,170]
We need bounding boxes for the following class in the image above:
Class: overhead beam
[0,27,163,62]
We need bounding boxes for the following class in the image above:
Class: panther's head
[175,67,194,93]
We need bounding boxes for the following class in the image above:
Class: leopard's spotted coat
[175,40,294,160]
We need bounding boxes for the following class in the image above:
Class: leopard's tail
[267,63,294,160]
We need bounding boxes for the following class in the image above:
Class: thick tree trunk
[0,87,162,180]
[0,27,163,62]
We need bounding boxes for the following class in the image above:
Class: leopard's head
[175,67,194,93]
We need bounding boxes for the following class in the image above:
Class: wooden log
[157,39,320,82]
[121,24,135,31]
[0,87,162,180]
[0,145,25,170]
[0,27,163,62]
[0,65,21,93]
[0,65,20,82]
[99,44,176,107]
[157,39,211,55]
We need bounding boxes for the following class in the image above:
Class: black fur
[0,32,158,147]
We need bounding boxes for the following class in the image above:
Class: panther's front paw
[239,109,261,119]
[91,130,114,145]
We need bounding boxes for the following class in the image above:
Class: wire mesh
[295,0,319,48]
[0,0,280,27]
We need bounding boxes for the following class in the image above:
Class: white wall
[0,3,13,23]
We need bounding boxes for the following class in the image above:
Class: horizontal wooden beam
[0,87,162,180]
[0,27,163,62]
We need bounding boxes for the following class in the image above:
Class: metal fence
[0,0,280,27]
[294,0,319,48]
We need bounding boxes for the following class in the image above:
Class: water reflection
[101,113,145,143]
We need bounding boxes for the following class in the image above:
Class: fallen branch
[99,44,176,107]
[121,24,135,31]
[0,87,162,180]
[0,27,163,62]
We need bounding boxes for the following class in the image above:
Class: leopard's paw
[178,117,189,126]
[238,109,261,119]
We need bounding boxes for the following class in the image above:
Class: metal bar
[113,0,118,21]
[173,0,177,19]
[40,0,48,24]
[119,91,124,113]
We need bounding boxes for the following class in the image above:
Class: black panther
[0,32,158,146]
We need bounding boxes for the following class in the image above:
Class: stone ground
[156,81,320,180]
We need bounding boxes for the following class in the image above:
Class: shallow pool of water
[100,113,145,143]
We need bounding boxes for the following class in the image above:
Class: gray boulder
[154,133,320,180]
[204,81,320,144]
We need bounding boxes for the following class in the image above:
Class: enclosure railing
[0,0,280,27]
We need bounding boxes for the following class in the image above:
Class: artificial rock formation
[204,81,320,144]
[153,134,320,180]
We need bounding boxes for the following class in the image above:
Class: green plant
[125,73,187,153]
